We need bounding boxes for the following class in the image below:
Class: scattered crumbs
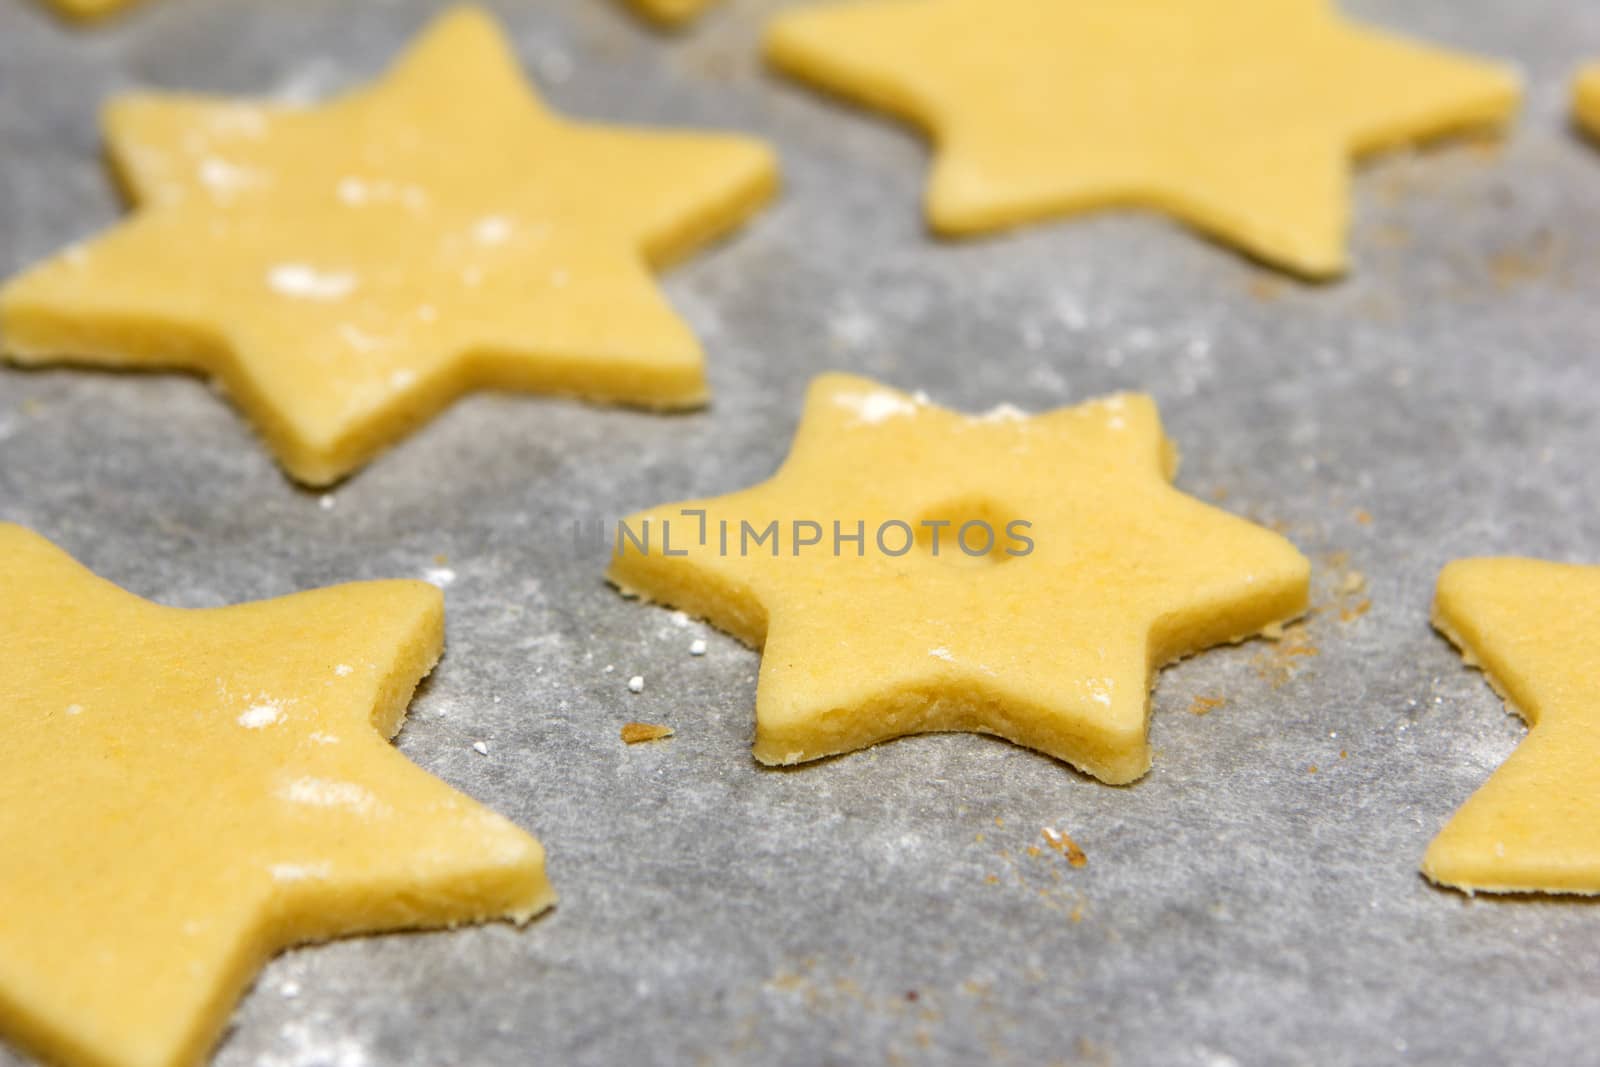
[689,639,708,656]
[472,741,490,756]
[318,494,336,511]
[334,664,353,677]
[1353,508,1373,526]
[1042,827,1088,868]
[1308,764,1319,774]
[627,675,645,694]
[1069,903,1085,924]
[984,874,999,885]
[1025,845,1042,858]
[621,721,674,744]
[1340,571,1367,595]
[974,833,986,844]
[1189,695,1226,717]
[993,816,1004,828]
[603,664,615,673]
[1252,621,1319,687]
[423,567,457,588]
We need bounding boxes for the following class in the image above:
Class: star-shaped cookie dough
[1577,65,1600,141]
[1422,558,1600,895]
[0,524,553,1067]
[626,0,723,28]
[39,0,141,20]
[764,0,1518,276]
[0,6,778,485]
[607,374,1310,783]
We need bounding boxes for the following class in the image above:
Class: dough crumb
[1042,827,1088,868]
[1189,695,1226,717]
[621,722,674,744]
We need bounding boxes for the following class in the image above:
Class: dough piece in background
[0,524,554,1067]
[765,0,1518,277]
[626,0,724,28]
[0,6,778,485]
[1576,65,1600,140]
[608,373,1310,784]
[1423,558,1600,896]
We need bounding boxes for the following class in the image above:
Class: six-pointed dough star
[626,0,724,28]
[764,0,1519,277]
[0,524,554,1067]
[39,0,141,20]
[1577,65,1600,140]
[0,5,778,486]
[1422,559,1600,895]
[607,374,1310,783]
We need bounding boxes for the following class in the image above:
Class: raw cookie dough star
[607,374,1310,783]
[626,0,723,28]
[1422,558,1600,895]
[39,0,141,20]
[0,5,778,485]
[764,0,1518,277]
[0,524,554,1067]
[1577,65,1600,140]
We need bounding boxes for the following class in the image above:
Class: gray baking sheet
[3,0,1600,1063]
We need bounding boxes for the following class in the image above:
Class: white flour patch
[268,263,356,301]
[835,389,920,425]
[278,777,385,817]
[238,700,286,729]
[270,862,331,882]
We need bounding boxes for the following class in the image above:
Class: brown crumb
[620,721,674,744]
[984,874,999,885]
[1308,764,1319,774]
[1339,750,1348,759]
[1353,508,1373,526]
[1189,695,1226,717]
[1042,827,1088,868]
[1026,845,1042,858]
[1247,274,1285,302]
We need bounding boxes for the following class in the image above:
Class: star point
[608,374,1309,783]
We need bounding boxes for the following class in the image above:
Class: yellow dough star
[1577,65,1600,141]
[626,0,724,28]
[1422,558,1600,895]
[764,0,1518,277]
[606,374,1310,783]
[40,0,142,21]
[0,6,778,485]
[0,524,553,1067]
